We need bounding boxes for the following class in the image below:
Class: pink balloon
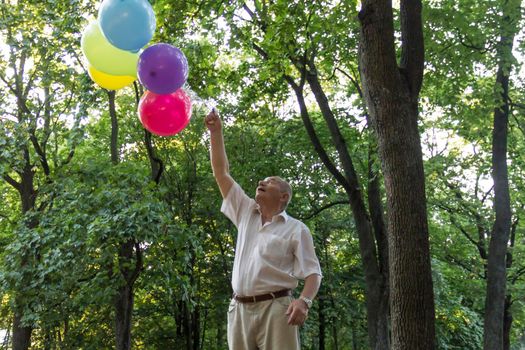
[138,89,192,136]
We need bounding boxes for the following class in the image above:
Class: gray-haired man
[205,109,322,350]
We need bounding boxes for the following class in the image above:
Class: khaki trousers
[227,296,300,350]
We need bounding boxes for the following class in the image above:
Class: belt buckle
[252,296,256,303]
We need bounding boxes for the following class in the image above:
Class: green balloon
[81,21,139,77]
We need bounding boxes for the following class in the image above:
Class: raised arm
[205,109,234,198]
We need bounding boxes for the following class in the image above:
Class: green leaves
[0,0,524,348]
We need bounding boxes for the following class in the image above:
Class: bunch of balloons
[80,0,192,137]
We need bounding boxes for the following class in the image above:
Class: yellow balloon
[81,20,139,77]
[88,65,136,90]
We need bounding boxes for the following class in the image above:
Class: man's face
[255,177,287,207]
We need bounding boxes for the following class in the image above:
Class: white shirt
[221,182,322,296]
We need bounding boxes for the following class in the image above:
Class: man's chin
[255,194,265,204]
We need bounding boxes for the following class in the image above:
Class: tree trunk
[114,240,142,350]
[351,326,358,350]
[318,294,325,350]
[483,2,520,349]
[215,323,223,350]
[483,61,511,350]
[115,282,134,350]
[108,90,119,165]
[11,155,37,350]
[503,295,512,350]
[329,290,339,350]
[367,147,390,350]
[358,1,436,349]
[12,314,31,350]
[107,92,142,350]
[44,327,52,350]
[183,302,192,350]
[192,305,200,350]
[199,308,207,350]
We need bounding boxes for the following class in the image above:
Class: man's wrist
[299,296,313,309]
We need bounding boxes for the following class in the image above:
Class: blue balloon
[98,0,156,52]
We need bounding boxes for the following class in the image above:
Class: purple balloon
[137,43,189,95]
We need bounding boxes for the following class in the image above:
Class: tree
[484,1,522,349]
[422,0,525,348]
[0,1,90,348]
[358,0,436,348]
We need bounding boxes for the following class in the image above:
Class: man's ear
[280,192,290,204]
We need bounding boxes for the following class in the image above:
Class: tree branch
[2,174,21,191]
[144,130,164,184]
[250,40,350,192]
[130,241,143,286]
[336,67,364,99]
[436,202,487,259]
[296,200,350,221]
[283,73,351,193]
[509,266,525,285]
[445,254,485,279]
[29,133,50,176]
[454,27,489,53]
[304,63,365,203]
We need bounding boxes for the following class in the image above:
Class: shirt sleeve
[292,224,322,279]
[220,181,253,228]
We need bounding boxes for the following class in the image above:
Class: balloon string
[184,84,216,113]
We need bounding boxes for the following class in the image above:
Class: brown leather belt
[233,289,292,303]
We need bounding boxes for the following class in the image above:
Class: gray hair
[273,176,292,209]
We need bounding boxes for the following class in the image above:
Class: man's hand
[285,299,309,326]
[205,108,221,133]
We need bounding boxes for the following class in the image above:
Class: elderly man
[205,108,322,350]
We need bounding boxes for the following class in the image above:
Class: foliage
[0,0,524,349]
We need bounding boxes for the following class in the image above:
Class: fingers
[287,310,307,326]
[204,108,220,129]
[206,108,218,119]
[208,108,218,118]
[285,303,293,316]
[286,301,308,326]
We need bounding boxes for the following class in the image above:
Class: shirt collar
[253,204,289,223]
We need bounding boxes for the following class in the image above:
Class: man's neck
[258,204,282,224]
